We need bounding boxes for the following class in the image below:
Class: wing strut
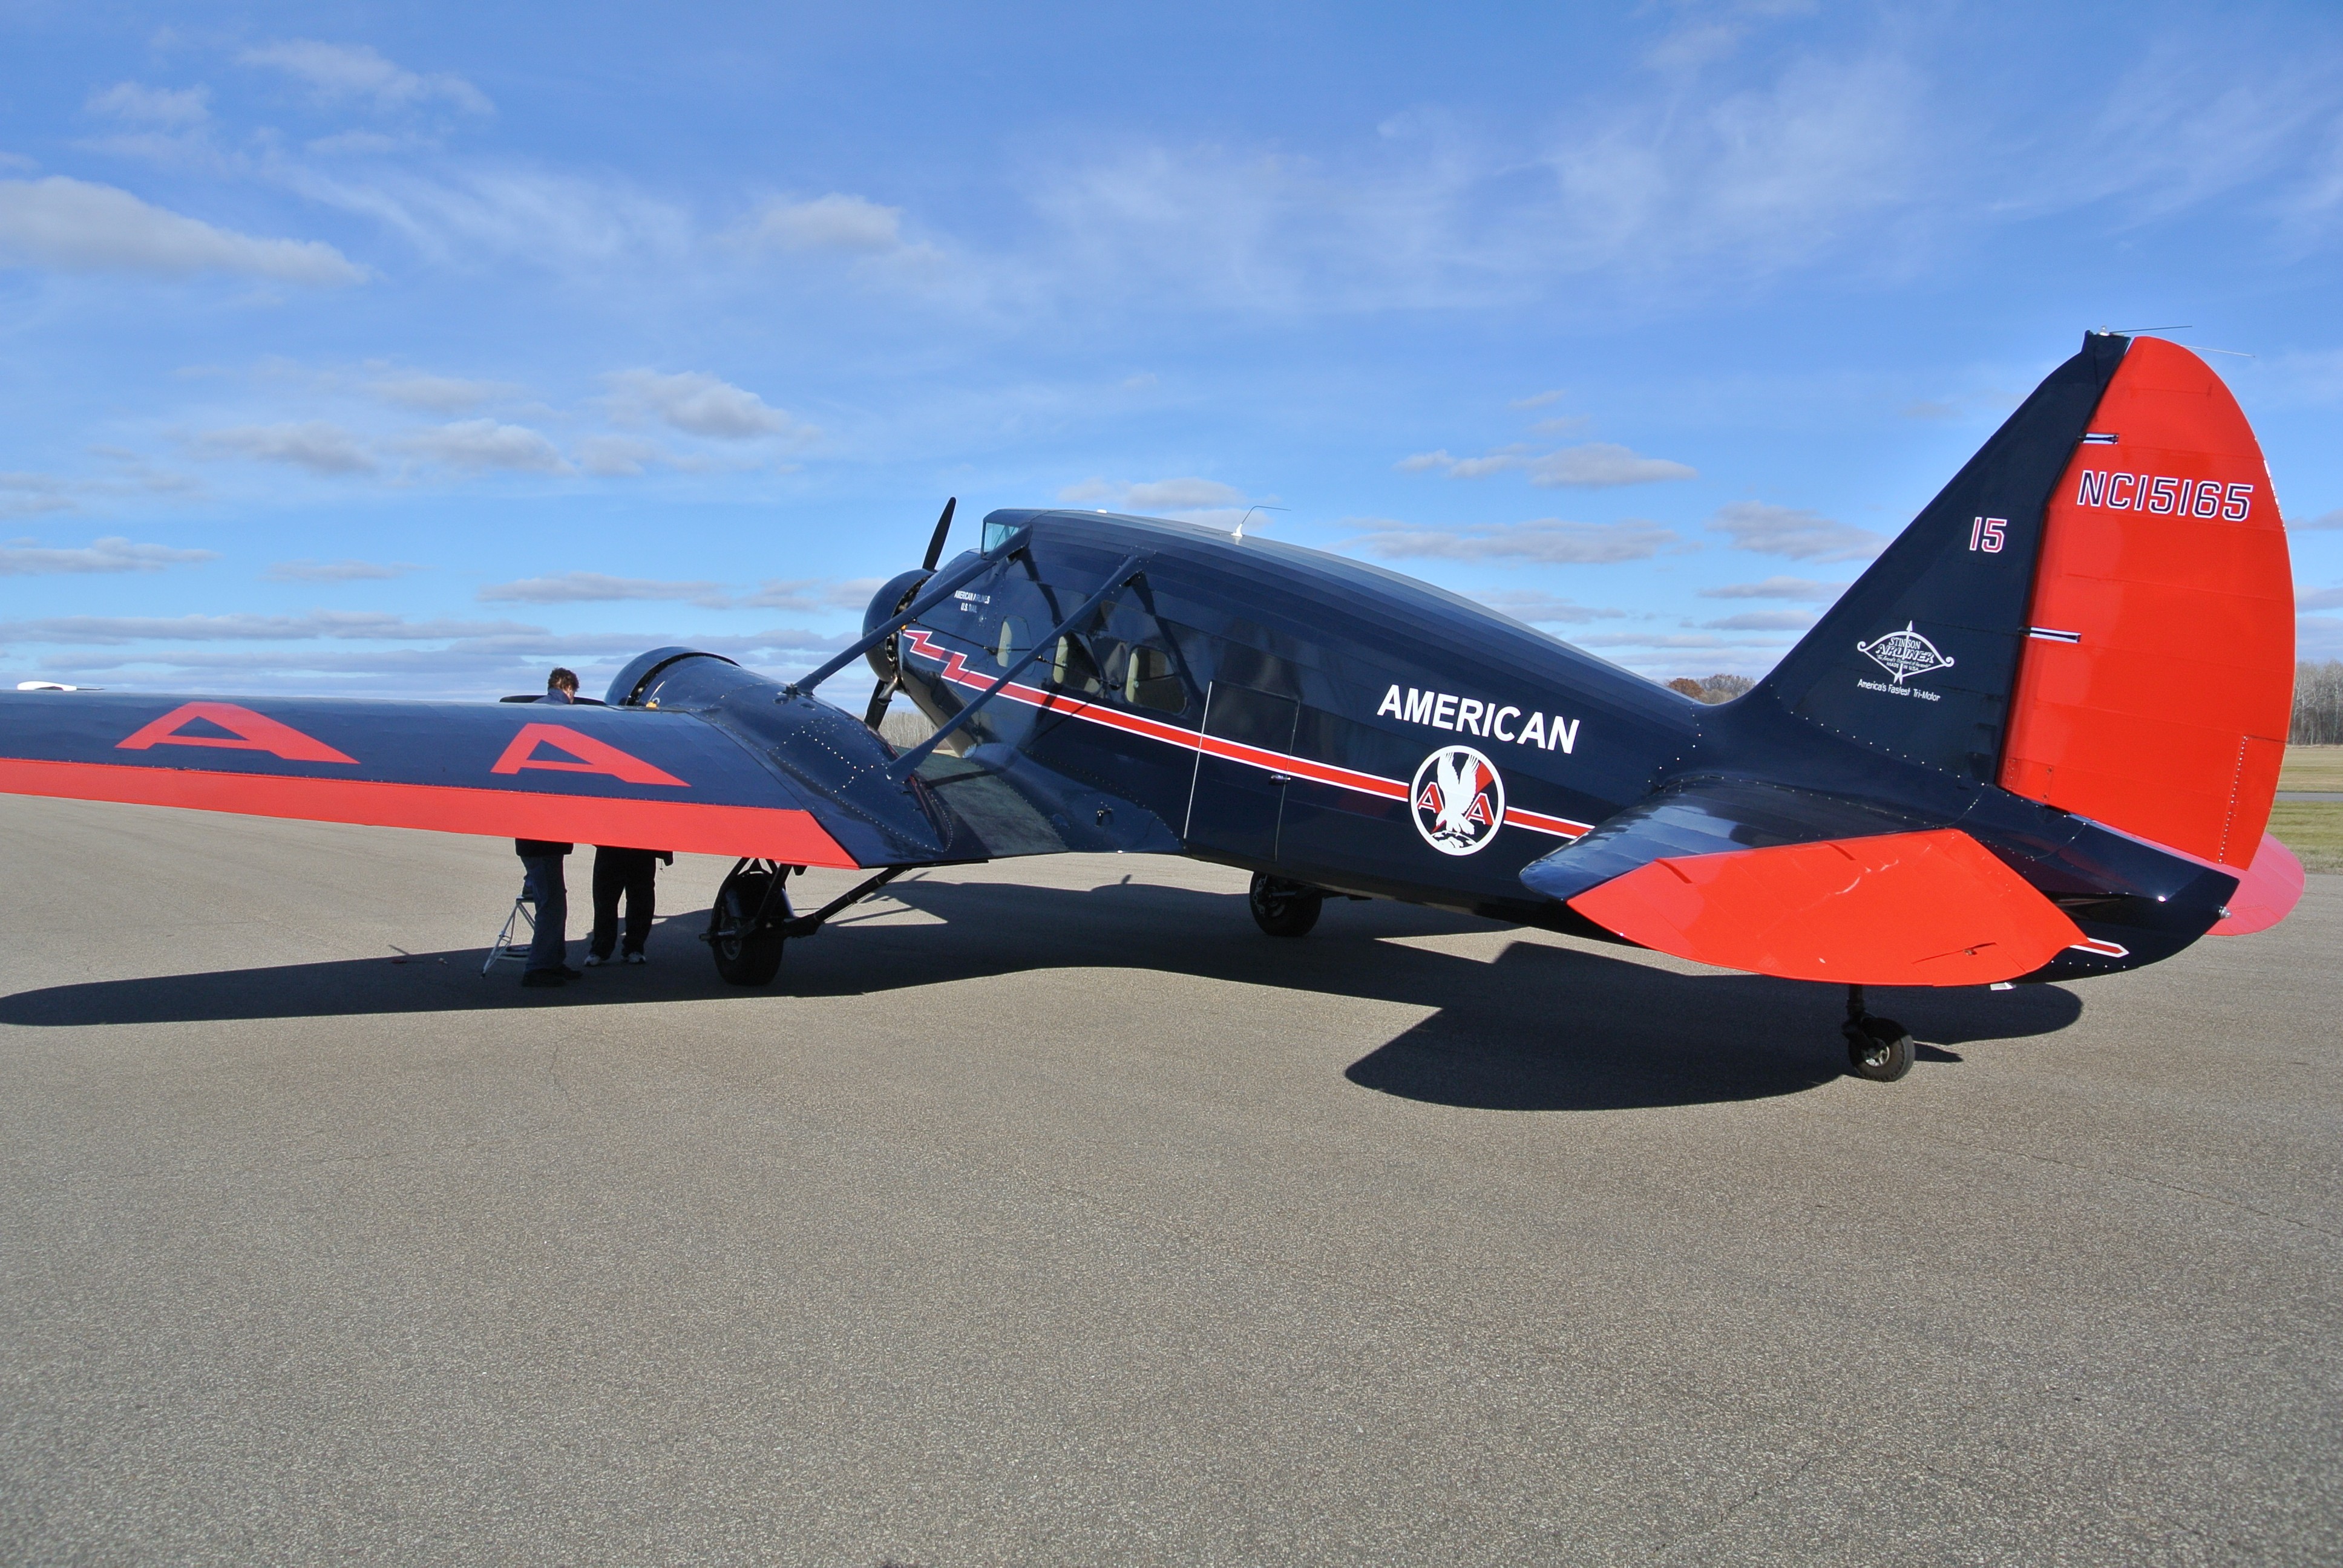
[888,554,1150,779]
[787,524,1031,698]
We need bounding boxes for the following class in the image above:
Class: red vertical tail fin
[1999,338,2294,870]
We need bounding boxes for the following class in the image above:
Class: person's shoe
[559,965,584,979]
[624,951,647,965]
[520,970,568,988]
[582,953,606,967]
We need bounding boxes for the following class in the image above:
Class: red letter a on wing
[490,722,688,787]
[116,702,358,764]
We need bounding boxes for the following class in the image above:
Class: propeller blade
[863,676,898,733]
[920,497,958,572]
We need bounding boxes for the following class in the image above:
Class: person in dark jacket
[514,669,583,988]
[585,846,672,965]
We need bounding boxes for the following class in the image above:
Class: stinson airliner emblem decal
[1856,622,1956,685]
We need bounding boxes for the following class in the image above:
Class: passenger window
[1124,645,1187,714]
[1050,636,1104,694]
[994,616,1026,669]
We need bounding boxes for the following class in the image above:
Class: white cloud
[86,82,211,127]
[1055,477,1253,519]
[575,435,667,477]
[1396,442,1696,486]
[1698,575,1850,601]
[1529,443,1698,488]
[2297,615,2343,662]
[0,176,365,284]
[263,558,421,583]
[1346,517,1678,564]
[197,422,376,475]
[0,536,218,575]
[274,160,693,276]
[396,420,568,474]
[603,370,813,443]
[368,373,516,412]
[1469,590,1627,625]
[736,578,887,612]
[240,41,493,115]
[1707,500,1887,561]
[0,473,75,518]
[1702,609,1817,630]
[0,611,537,644]
[1452,449,1534,480]
[2298,584,2343,611]
[750,193,905,253]
[478,572,730,608]
[2297,508,2343,530]
[1510,390,1566,410]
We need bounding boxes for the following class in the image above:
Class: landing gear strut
[703,860,911,987]
[1841,984,1915,1082]
[707,860,791,985]
[1248,874,1324,938]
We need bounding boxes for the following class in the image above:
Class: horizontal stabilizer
[2205,833,2305,936]
[1564,828,2086,987]
[1518,777,1926,906]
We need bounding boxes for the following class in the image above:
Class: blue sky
[3,0,2339,699]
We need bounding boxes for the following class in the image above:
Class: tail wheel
[1248,874,1324,939]
[1843,1016,1915,1082]
[710,866,788,987]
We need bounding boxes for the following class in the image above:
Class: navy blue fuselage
[796,506,2229,984]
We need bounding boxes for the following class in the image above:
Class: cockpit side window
[1123,644,1187,713]
[994,616,1027,669]
[1050,635,1104,694]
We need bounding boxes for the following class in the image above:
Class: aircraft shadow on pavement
[0,874,2082,1113]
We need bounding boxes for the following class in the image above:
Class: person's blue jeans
[520,855,568,973]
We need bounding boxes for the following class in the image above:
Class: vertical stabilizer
[1755,334,2128,780]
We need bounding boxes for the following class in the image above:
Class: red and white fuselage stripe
[902,628,1591,841]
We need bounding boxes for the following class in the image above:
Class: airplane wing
[1519,777,2092,986]
[0,686,1172,871]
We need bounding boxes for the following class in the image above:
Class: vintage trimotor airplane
[0,333,2304,1080]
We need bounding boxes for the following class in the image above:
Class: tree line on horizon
[2295,661,2343,745]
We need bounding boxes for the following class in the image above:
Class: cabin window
[1050,636,1104,694]
[1124,645,1186,714]
[994,616,1027,669]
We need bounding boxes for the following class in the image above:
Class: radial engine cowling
[862,569,932,679]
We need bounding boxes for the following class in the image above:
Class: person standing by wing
[583,844,672,966]
[515,668,583,989]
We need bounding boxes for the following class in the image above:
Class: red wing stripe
[0,758,860,868]
[903,629,1590,840]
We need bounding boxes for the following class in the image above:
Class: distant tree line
[1666,673,1757,705]
[2298,661,2343,745]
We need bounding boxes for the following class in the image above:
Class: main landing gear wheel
[709,863,788,987]
[1841,985,1913,1082]
[1248,874,1324,938]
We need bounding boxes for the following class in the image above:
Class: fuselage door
[1184,681,1297,863]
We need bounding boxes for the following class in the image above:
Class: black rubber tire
[1844,1016,1915,1082]
[1249,874,1324,939]
[711,871,788,987]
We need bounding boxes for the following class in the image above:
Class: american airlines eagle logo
[1411,745,1506,856]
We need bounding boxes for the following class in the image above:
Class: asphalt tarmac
[1,794,2336,1566]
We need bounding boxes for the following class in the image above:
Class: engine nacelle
[862,569,932,679]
